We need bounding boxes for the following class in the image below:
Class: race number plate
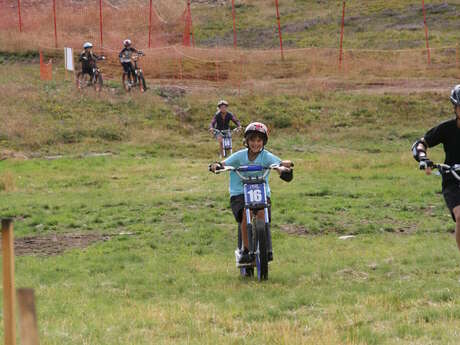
[244,183,267,207]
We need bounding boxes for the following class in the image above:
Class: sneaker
[238,249,253,264]
[268,251,273,262]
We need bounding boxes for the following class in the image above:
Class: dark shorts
[81,66,94,77]
[230,194,271,223]
[121,62,135,75]
[442,183,460,222]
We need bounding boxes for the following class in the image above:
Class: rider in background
[209,100,242,158]
[210,122,293,264]
[119,39,139,84]
[412,84,460,252]
[79,42,103,80]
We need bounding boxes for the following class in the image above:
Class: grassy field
[2,60,460,345]
[192,0,460,49]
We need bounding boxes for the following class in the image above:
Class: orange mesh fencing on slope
[4,0,460,87]
[45,44,458,88]
[0,0,177,51]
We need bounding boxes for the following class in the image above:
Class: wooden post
[17,288,40,345]
[2,219,16,345]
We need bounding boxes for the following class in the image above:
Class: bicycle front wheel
[76,72,89,89]
[94,73,103,92]
[122,73,131,92]
[255,218,268,281]
[138,72,146,92]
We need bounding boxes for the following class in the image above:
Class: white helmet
[83,42,93,49]
[217,100,228,107]
[123,39,132,47]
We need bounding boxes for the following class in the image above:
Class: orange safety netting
[0,0,183,51]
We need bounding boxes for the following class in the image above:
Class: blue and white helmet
[450,84,460,106]
[83,42,93,49]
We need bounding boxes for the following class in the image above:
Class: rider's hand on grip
[281,160,294,169]
[209,162,223,173]
[419,158,433,170]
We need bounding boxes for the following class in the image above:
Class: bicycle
[211,128,240,158]
[76,56,106,92]
[210,163,290,281]
[122,51,147,92]
[431,163,460,181]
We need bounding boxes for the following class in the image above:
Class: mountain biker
[209,122,294,264]
[208,100,242,158]
[79,42,104,80]
[119,39,140,85]
[412,84,460,251]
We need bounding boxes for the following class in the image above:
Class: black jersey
[209,111,240,130]
[119,47,138,63]
[79,50,101,70]
[424,118,460,186]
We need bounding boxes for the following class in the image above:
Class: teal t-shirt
[223,148,281,197]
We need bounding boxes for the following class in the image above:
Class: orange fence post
[339,1,346,70]
[176,50,183,80]
[148,0,153,48]
[17,0,22,32]
[182,8,190,46]
[187,1,195,47]
[238,53,243,96]
[99,0,103,48]
[53,0,58,48]
[274,0,284,60]
[215,47,219,82]
[2,219,16,345]
[421,0,431,65]
[231,0,237,49]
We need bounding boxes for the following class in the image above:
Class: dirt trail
[7,233,121,256]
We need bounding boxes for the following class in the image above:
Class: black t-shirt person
[424,118,460,187]
[209,111,241,131]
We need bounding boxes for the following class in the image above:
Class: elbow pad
[411,139,427,162]
[280,170,293,182]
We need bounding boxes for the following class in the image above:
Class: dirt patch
[279,224,309,236]
[12,233,112,256]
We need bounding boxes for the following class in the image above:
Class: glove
[419,158,433,170]
[208,162,223,172]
